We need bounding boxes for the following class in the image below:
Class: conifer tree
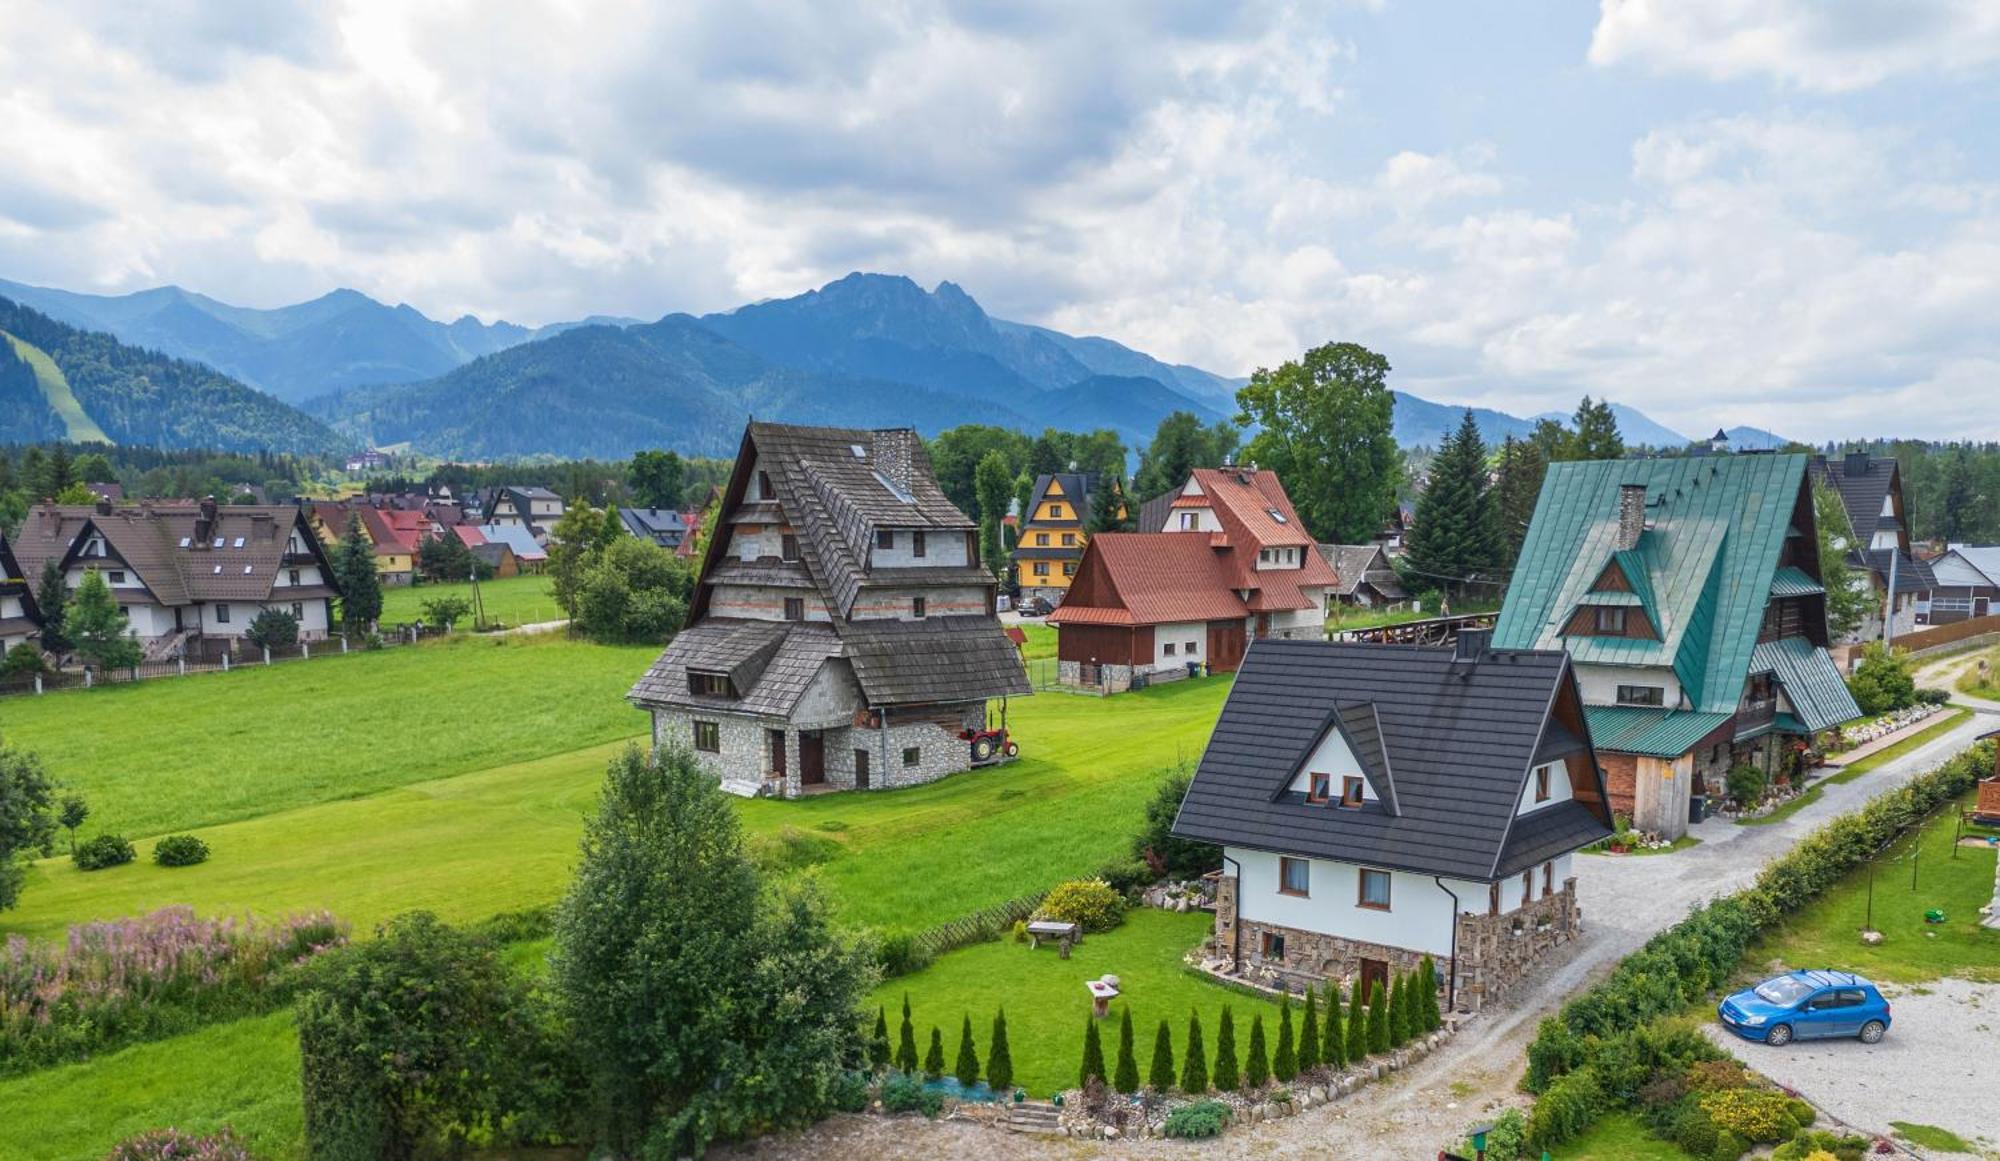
[869,1006,891,1071]
[1405,408,1499,602]
[896,996,918,1073]
[1211,1005,1240,1092]
[1322,982,1346,1069]
[1244,1013,1270,1089]
[1179,1010,1208,1093]
[331,513,383,630]
[1078,1017,1106,1089]
[925,1026,945,1080]
[987,1009,1014,1092]
[1389,974,1409,1046]
[1421,956,1443,1031]
[1147,1018,1175,1092]
[1299,991,1321,1073]
[1274,1000,1297,1082]
[1346,980,1369,1062]
[33,560,68,655]
[954,1015,980,1087]
[1112,1009,1139,1094]
[1367,980,1390,1054]
[1567,395,1625,461]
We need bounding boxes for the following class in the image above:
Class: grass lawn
[1751,793,2000,983]
[1739,708,1972,828]
[868,909,1282,1097]
[5,675,1234,944]
[0,633,656,839]
[1015,621,1056,659]
[379,573,565,627]
[1953,646,2000,698]
[0,1010,304,1161]
[1557,1113,1690,1159]
[1891,1120,1977,1154]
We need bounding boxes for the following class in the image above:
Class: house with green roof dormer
[1492,451,1859,839]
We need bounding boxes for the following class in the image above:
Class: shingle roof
[839,615,1032,705]
[1048,533,1249,626]
[1172,639,1612,881]
[1750,636,1861,732]
[1318,544,1408,599]
[630,619,841,718]
[1858,548,1934,593]
[13,503,325,607]
[1813,453,1898,549]
[1493,453,1821,715]
[0,533,39,626]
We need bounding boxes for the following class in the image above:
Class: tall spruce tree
[1567,395,1625,460]
[1244,1014,1270,1088]
[1088,474,1132,534]
[1491,434,1547,568]
[954,1015,980,1087]
[1112,1009,1139,1094]
[33,559,68,654]
[988,1009,1014,1092]
[896,996,918,1073]
[1367,980,1390,1054]
[869,1007,891,1070]
[1346,981,1369,1062]
[1078,1017,1106,1088]
[1148,1017,1176,1091]
[1322,982,1346,1069]
[1299,991,1321,1073]
[1211,1005,1240,1092]
[331,514,382,630]
[1405,409,1498,601]
[1273,1001,1297,1082]
[924,1026,945,1080]
[1180,1010,1208,1093]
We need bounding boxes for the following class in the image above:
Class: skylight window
[1268,509,1288,524]
[243,565,253,574]
[850,444,866,458]
[213,538,225,548]
[233,537,245,548]
[212,565,222,574]
[178,537,190,548]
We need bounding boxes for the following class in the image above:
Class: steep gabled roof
[1186,467,1318,549]
[1047,533,1248,626]
[1319,544,1407,599]
[1493,454,1816,715]
[15,503,327,607]
[1020,473,1093,526]
[0,533,41,628]
[1813,453,1899,550]
[1173,639,1612,881]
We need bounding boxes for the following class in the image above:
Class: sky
[2,0,1998,441]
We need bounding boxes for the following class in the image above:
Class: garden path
[712,709,1998,1160]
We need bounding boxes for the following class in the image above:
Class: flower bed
[0,905,346,1075]
[1823,705,1940,757]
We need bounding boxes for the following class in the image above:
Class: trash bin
[1186,661,1201,679]
[1688,794,1706,824]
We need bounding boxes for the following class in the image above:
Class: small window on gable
[1036,533,1049,546]
[783,597,804,621]
[780,533,799,561]
[757,470,774,499]
[1340,775,1365,808]
[1535,766,1551,803]
[1179,513,1197,530]
[1594,606,1626,633]
[1306,771,1331,804]
[1049,504,1063,519]
[911,596,926,619]
[689,672,733,698]
[108,570,126,585]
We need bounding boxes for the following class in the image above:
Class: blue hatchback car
[1717,970,1891,1047]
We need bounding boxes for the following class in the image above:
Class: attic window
[850,444,866,458]
[213,538,225,549]
[1340,776,1365,808]
[212,565,222,574]
[1268,508,1287,524]
[233,537,245,548]
[243,565,253,575]
[178,537,190,548]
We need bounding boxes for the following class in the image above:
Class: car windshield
[1754,976,1814,1006]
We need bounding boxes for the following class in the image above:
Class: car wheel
[1859,1020,1886,1044]
[1765,1024,1793,1047]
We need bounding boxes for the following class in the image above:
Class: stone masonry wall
[1452,876,1581,1011]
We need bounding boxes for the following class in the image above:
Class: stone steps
[1005,1102,1063,1134]
[718,778,766,798]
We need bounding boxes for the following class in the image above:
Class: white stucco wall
[869,529,972,569]
[709,584,834,622]
[1255,546,1307,570]
[1152,621,1206,669]
[1166,506,1222,532]
[1516,760,1573,816]
[273,564,327,588]
[1573,661,1682,709]
[850,586,988,620]
[1284,723,1369,798]
[1232,848,1478,958]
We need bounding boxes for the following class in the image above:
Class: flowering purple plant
[2,906,347,1074]
[105,1125,259,1160]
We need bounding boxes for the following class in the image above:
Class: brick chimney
[194,496,218,546]
[873,429,917,493]
[1616,484,1647,550]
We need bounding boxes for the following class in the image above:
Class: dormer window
[1340,776,1364,808]
[1594,607,1626,634]
[876,529,894,550]
[1179,513,1198,530]
[1535,766,1551,802]
[689,672,734,698]
[1306,771,1331,804]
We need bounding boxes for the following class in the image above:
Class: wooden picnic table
[1026,920,1080,958]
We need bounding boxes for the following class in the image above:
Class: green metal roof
[1576,591,1645,606]
[1751,636,1861,732]
[1768,566,1825,598]
[1773,713,1808,735]
[1584,706,1736,758]
[1493,453,1822,716]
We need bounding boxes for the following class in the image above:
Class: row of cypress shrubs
[1519,739,1993,1151]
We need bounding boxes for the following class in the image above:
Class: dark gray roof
[839,615,1032,706]
[619,507,689,545]
[1496,800,1606,878]
[1318,544,1408,599]
[707,559,819,588]
[1813,454,1898,549]
[630,620,842,718]
[1137,489,1175,534]
[1858,548,1935,593]
[1172,638,1612,881]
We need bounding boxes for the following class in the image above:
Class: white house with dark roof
[629,422,1030,798]
[1172,631,1613,1012]
[0,533,40,657]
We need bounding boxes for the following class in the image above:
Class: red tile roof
[1186,467,1318,549]
[1049,533,1250,626]
[450,524,487,548]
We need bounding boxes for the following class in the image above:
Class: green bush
[1847,643,1915,715]
[1132,766,1222,878]
[880,1074,943,1117]
[1034,878,1125,933]
[1698,1088,1801,1143]
[1914,687,1951,706]
[244,607,299,650]
[73,833,136,871]
[0,645,47,677]
[1669,1100,1720,1156]
[830,1070,871,1113]
[1461,1108,1528,1161]
[152,834,210,867]
[877,933,932,978]
[1711,1129,1750,1161]
[1162,1099,1232,1139]
[1526,1067,1603,1150]
[1095,857,1155,894]
[1725,762,1767,806]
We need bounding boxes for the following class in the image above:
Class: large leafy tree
[1133,410,1239,500]
[929,425,1031,517]
[1235,341,1399,544]
[1026,428,1126,484]
[67,569,142,671]
[573,537,693,644]
[1490,434,1547,569]
[546,500,606,620]
[329,514,382,630]
[973,450,1014,576]
[627,449,687,510]
[553,745,873,1157]
[1404,410,1500,600]
[0,736,57,912]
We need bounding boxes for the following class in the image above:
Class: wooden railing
[1330,611,1498,646]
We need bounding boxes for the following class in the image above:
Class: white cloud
[1590,0,2000,92]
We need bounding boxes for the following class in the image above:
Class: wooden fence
[0,622,455,699]
[906,889,1051,968]
[1894,614,2000,659]
[1329,611,1498,646]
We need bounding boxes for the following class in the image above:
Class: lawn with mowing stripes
[0,633,655,839]
[4,675,1234,943]
[378,573,568,627]
[870,909,1283,1098]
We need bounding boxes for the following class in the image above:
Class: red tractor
[961,725,1019,765]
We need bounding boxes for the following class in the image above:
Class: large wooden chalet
[629,422,1030,798]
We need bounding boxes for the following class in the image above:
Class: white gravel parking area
[1708,978,2000,1158]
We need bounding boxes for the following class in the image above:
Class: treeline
[366,450,734,513]
[1877,440,2000,545]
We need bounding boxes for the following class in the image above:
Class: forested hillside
[0,296,341,453]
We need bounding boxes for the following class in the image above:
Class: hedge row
[1522,739,1993,1144]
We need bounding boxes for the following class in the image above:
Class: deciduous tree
[67,569,141,672]
[974,450,1014,575]
[1235,341,1399,544]
[627,449,687,510]
[0,737,57,911]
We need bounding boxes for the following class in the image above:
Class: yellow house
[1010,472,1103,603]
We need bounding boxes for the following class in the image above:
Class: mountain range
[0,272,1780,459]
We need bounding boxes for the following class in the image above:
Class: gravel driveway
[1702,979,1999,1158]
[714,708,1999,1161]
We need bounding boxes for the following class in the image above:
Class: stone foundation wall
[652,706,980,796]
[1452,877,1581,1010]
[1234,918,1430,996]
[1056,659,1192,694]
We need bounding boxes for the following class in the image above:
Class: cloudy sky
[3,0,1998,440]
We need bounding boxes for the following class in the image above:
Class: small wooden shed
[1976,729,2000,824]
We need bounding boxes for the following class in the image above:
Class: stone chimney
[1616,484,1647,550]
[873,429,917,493]
[194,496,218,546]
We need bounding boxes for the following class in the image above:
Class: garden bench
[1026,920,1080,958]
